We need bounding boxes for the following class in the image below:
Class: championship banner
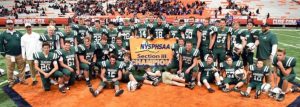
[130,38,176,66]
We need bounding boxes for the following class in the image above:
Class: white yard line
[275,32,300,39]
[0,80,8,86]
[278,42,300,49]
[296,77,300,81]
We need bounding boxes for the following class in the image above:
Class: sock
[64,81,69,85]
[95,90,99,94]
[217,82,221,85]
[86,78,90,81]
[59,84,64,88]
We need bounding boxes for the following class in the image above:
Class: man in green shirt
[256,23,278,83]
[0,19,28,87]
[168,20,182,39]
[118,19,135,45]
[60,24,78,47]
[272,49,299,101]
[107,22,119,44]
[135,19,150,38]
[180,17,201,49]
[110,37,129,61]
[89,20,108,44]
[149,18,170,39]
[198,18,217,61]
[72,18,89,45]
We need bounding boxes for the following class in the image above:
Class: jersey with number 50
[181,24,201,46]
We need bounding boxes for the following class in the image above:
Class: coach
[0,19,28,87]
[21,23,42,86]
[256,23,278,83]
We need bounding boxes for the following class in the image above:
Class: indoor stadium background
[0,0,300,107]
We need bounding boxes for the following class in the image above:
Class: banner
[130,38,176,66]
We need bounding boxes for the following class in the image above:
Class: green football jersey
[88,27,108,43]
[118,26,135,43]
[181,24,201,46]
[249,65,269,83]
[171,43,182,62]
[135,23,149,38]
[110,43,129,61]
[215,27,232,49]
[122,61,135,71]
[95,43,111,62]
[77,44,97,62]
[231,29,244,46]
[150,24,169,38]
[168,25,181,38]
[106,28,119,44]
[242,29,260,44]
[198,25,217,48]
[60,30,78,46]
[33,52,58,72]
[39,34,60,52]
[55,46,78,68]
[199,61,218,77]
[76,25,89,45]
[101,60,124,79]
[272,56,296,77]
[220,60,243,78]
[179,47,199,68]
[256,31,278,59]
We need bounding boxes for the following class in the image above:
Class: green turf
[0,28,299,106]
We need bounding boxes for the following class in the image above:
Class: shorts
[224,77,246,84]
[248,81,262,91]
[162,72,178,85]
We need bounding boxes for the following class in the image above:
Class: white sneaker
[50,79,58,85]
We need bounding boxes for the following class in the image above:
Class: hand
[177,69,182,74]
[102,78,107,82]
[44,73,50,78]
[112,78,118,82]
[76,69,80,75]
[147,36,151,40]
[277,61,283,67]
[212,67,218,72]
[68,67,74,72]
[185,68,191,74]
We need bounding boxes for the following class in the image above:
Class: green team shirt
[40,34,60,52]
[101,60,124,79]
[122,61,134,71]
[249,65,269,83]
[74,25,89,45]
[272,56,296,77]
[220,60,243,78]
[199,61,218,77]
[77,44,97,62]
[118,26,135,43]
[56,47,78,69]
[150,24,169,38]
[231,29,244,46]
[198,25,217,49]
[135,23,149,38]
[60,30,78,46]
[143,67,160,80]
[179,47,199,68]
[106,28,119,44]
[181,24,201,46]
[110,43,129,61]
[171,43,182,62]
[242,29,260,44]
[0,30,23,55]
[33,52,58,72]
[95,43,111,62]
[256,31,278,59]
[215,27,232,49]
[88,27,108,43]
[168,25,181,38]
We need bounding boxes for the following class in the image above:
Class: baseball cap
[261,23,269,27]
[6,19,14,24]
[25,23,32,27]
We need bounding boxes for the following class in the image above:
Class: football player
[60,24,78,47]
[57,41,80,87]
[220,56,246,92]
[118,19,135,45]
[198,18,217,61]
[180,17,201,49]
[168,20,181,39]
[110,37,129,61]
[149,18,170,39]
[90,55,124,97]
[107,22,119,44]
[166,38,185,74]
[88,20,108,44]
[40,26,60,52]
[121,54,144,88]
[198,55,224,93]
[178,42,199,89]
[34,42,66,93]
[72,18,89,45]
[135,19,150,38]
[78,36,97,87]
[240,60,269,99]
[142,65,161,86]
[272,48,299,101]
[231,21,244,51]
[95,36,111,66]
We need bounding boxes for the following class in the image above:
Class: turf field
[0,28,299,106]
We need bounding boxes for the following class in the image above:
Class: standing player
[90,55,124,97]
[118,19,135,45]
[107,22,119,44]
[198,55,224,93]
[110,37,129,61]
[212,18,232,63]
[78,36,97,87]
[240,60,269,99]
[40,26,61,52]
[60,24,78,47]
[72,18,89,45]
[181,17,201,49]
[95,36,111,66]
[168,20,181,39]
[89,20,108,44]
[220,56,246,92]
[149,18,170,39]
[57,41,80,87]
[241,22,259,70]
[231,21,244,51]
[198,18,217,61]
[34,42,66,93]
[135,19,149,38]
[167,38,185,74]
[178,42,199,89]
[272,49,299,101]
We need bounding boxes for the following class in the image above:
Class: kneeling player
[199,55,224,93]
[34,42,67,93]
[240,60,269,99]
[90,55,124,97]
[121,54,143,89]
[143,65,161,86]
[272,49,299,101]
[220,56,246,92]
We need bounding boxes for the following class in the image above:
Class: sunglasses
[26,26,32,28]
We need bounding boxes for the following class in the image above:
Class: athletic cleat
[136,82,143,89]
[291,85,300,93]
[218,84,226,90]
[152,79,159,86]
[208,88,215,93]
[277,94,285,101]
[89,88,98,97]
[59,86,66,93]
[232,87,241,92]
[31,80,38,86]
[255,90,261,99]
[240,91,250,98]
[65,84,70,90]
[86,80,92,87]
[222,88,231,93]
[115,89,124,96]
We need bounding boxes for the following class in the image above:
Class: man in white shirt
[21,23,42,86]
